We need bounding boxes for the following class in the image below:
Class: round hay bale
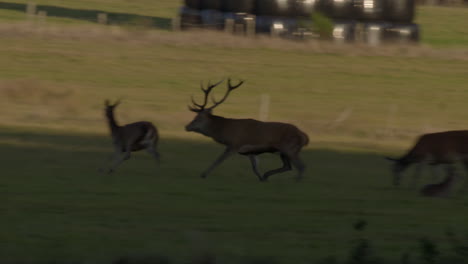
[355,0,386,20]
[295,0,322,17]
[222,0,255,13]
[200,9,224,29]
[255,0,295,16]
[320,0,355,19]
[185,0,202,9]
[385,0,415,22]
[180,6,202,29]
[201,0,222,10]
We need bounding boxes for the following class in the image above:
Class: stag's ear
[385,157,398,162]
[105,99,110,107]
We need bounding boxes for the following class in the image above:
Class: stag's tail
[300,131,309,147]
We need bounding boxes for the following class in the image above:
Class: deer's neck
[106,114,120,134]
[205,115,230,143]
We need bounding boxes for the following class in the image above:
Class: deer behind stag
[102,99,160,174]
[185,79,309,182]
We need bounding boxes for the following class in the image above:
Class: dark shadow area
[0,1,172,29]
[2,129,468,264]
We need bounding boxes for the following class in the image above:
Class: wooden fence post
[224,18,234,34]
[245,17,255,37]
[26,2,36,18]
[259,94,270,121]
[37,10,47,23]
[171,16,181,31]
[97,13,108,25]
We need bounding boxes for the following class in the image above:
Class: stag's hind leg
[262,153,292,181]
[290,155,306,181]
[146,141,161,163]
[460,159,468,192]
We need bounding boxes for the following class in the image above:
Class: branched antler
[207,78,244,111]
[188,79,225,112]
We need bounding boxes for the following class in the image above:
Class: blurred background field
[1,1,468,263]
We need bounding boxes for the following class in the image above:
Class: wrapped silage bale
[320,0,355,19]
[354,0,386,20]
[185,0,202,9]
[179,6,202,29]
[222,0,255,13]
[255,0,295,16]
[201,0,222,10]
[385,0,415,22]
[200,9,224,29]
[294,0,322,17]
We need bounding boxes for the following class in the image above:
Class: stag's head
[105,99,121,119]
[185,78,244,133]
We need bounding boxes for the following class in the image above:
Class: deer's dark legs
[106,150,131,174]
[201,148,234,178]
[262,153,292,181]
[248,155,264,181]
[460,160,468,192]
[410,163,423,189]
[291,155,306,181]
[146,142,160,163]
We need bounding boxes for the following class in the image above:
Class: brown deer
[420,166,456,197]
[386,130,468,187]
[102,99,160,174]
[185,79,309,182]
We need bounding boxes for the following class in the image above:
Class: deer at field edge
[386,130,468,188]
[185,79,309,182]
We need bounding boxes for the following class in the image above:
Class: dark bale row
[184,0,415,23]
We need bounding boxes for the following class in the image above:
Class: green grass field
[1,2,468,263]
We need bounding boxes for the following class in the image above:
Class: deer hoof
[200,174,207,179]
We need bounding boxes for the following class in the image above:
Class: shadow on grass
[0,128,389,184]
[3,129,468,264]
[0,1,172,29]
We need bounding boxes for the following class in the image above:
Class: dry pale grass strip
[1,22,468,61]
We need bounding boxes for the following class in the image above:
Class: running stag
[185,79,309,181]
[102,99,160,174]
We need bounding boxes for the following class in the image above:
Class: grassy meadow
[1,1,468,263]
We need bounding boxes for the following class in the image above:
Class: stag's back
[213,117,308,152]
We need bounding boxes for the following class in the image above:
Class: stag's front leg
[248,155,264,181]
[201,148,234,178]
